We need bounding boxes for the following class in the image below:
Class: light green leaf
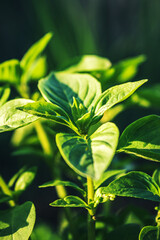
[117,115,160,161]
[0,87,10,107]
[56,122,119,179]
[0,99,39,133]
[139,225,160,240]
[94,169,126,189]
[153,168,160,187]
[103,55,146,84]
[50,195,89,208]
[8,167,26,188]
[21,32,52,70]
[0,59,22,85]
[97,171,160,202]
[94,79,147,117]
[39,180,85,196]
[29,56,47,80]
[38,72,101,115]
[17,101,72,128]
[0,201,36,240]
[14,167,37,192]
[62,55,111,73]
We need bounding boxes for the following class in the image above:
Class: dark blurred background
[1,0,160,83]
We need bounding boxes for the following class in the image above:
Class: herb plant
[0,34,160,240]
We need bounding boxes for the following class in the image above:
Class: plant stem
[0,175,16,207]
[87,176,95,240]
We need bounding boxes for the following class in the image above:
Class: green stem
[87,176,95,240]
[0,175,16,207]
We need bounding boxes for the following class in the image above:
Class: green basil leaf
[94,79,147,117]
[38,72,101,115]
[0,86,10,107]
[0,99,39,133]
[21,32,52,70]
[50,195,89,208]
[0,201,36,240]
[56,122,119,179]
[98,171,160,202]
[152,168,160,187]
[139,225,160,240]
[14,167,37,192]
[0,193,12,204]
[17,101,71,128]
[29,56,47,80]
[8,167,26,188]
[117,115,160,161]
[39,180,86,196]
[104,55,146,84]
[62,55,111,73]
[94,169,126,189]
[0,59,22,85]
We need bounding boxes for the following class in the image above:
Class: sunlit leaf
[94,80,147,117]
[21,32,52,70]
[0,201,36,240]
[97,171,160,202]
[0,99,39,133]
[0,86,10,107]
[62,55,111,73]
[50,195,89,208]
[0,59,22,85]
[56,122,119,179]
[117,115,160,161]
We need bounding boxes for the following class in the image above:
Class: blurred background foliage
[0,0,160,238]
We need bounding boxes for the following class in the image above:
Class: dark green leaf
[97,171,160,203]
[50,195,89,208]
[117,115,160,161]
[56,122,119,179]
[139,225,160,240]
[0,59,22,85]
[0,201,36,240]
[21,32,52,70]
[153,168,160,187]
[94,79,147,117]
[0,193,12,204]
[14,167,37,192]
[0,99,39,133]
[39,180,85,196]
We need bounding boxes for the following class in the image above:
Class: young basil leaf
[21,32,53,70]
[0,59,22,85]
[0,201,36,240]
[14,167,37,192]
[152,168,160,187]
[61,55,111,73]
[17,101,72,128]
[97,171,160,203]
[8,167,27,188]
[29,56,47,80]
[117,115,160,162]
[38,72,101,115]
[0,86,10,107]
[56,122,119,179]
[50,195,89,209]
[94,169,126,189]
[139,225,160,240]
[94,79,147,117]
[39,180,86,196]
[0,99,39,133]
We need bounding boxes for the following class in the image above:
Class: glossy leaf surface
[50,195,89,208]
[0,99,39,133]
[56,122,119,179]
[0,201,36,240]
[117,115,160,161]
[94,79,147,117]
[98,171,160,202]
